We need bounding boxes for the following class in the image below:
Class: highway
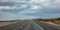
[0,20,60,30]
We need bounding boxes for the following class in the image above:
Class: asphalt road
[1,20,60,30]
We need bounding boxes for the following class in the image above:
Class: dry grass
[39,20,60,26]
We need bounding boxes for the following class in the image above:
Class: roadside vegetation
[35,17,60,25]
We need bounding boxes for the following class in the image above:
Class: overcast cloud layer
[0,0,60,20]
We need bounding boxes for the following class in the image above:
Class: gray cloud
[41,8,60,14]
[0,0,60,20]
[0,2,16,6]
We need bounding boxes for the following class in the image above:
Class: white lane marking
[31,20,44,30]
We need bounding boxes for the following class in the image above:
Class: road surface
[0,20,60,30]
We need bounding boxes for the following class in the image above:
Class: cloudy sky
[0,0,60,20]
